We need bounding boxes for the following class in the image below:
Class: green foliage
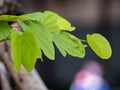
[52,32,86,58]
[0,21,11,41]
[0,11,112,72]
[87,34,112,59]
[0,15,29,21]
[26,21,55,60]
[40,11,75,31]
[21,12,43,20]
[11,30,38,72]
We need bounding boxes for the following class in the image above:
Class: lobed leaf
[87,33,112,59]
[11,30,38,72]
[39,11,75,32]
[52,32,86,58]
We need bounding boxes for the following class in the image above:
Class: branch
[0,42,22,90]
[0,68,12,90]
[0,42,48,90]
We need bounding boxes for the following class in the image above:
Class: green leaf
[87,33,112,59]
[0,15,30,21]
[52,32,86,58]
[57,17,75,31]
[0,12,43,21]
[0,21,11,41]
[18,20,43,60]
[11,30,21,72]
[26,21,55,60]
[21,12,43,20]
[37,49,42,59]
[11,30,38,72]
[40,11,75,32]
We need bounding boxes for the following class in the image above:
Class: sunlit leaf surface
[11,30,38,72]
[26,21,55,60]
[87,33,112,59]
[52,32,86,58]
[40,11,75,32]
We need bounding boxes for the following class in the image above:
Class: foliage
[87,34,112,59]
[11,30,38,72]
[0,11,112,72]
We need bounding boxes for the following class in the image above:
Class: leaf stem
[80,39,87,43]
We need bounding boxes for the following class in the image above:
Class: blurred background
[3,0,120,90]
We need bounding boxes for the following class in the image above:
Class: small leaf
[52,32,86,58]
[0,21,11,41]
[87,33,112,59]
[11,30,38,72]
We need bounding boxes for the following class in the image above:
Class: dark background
[18,0,120,90]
